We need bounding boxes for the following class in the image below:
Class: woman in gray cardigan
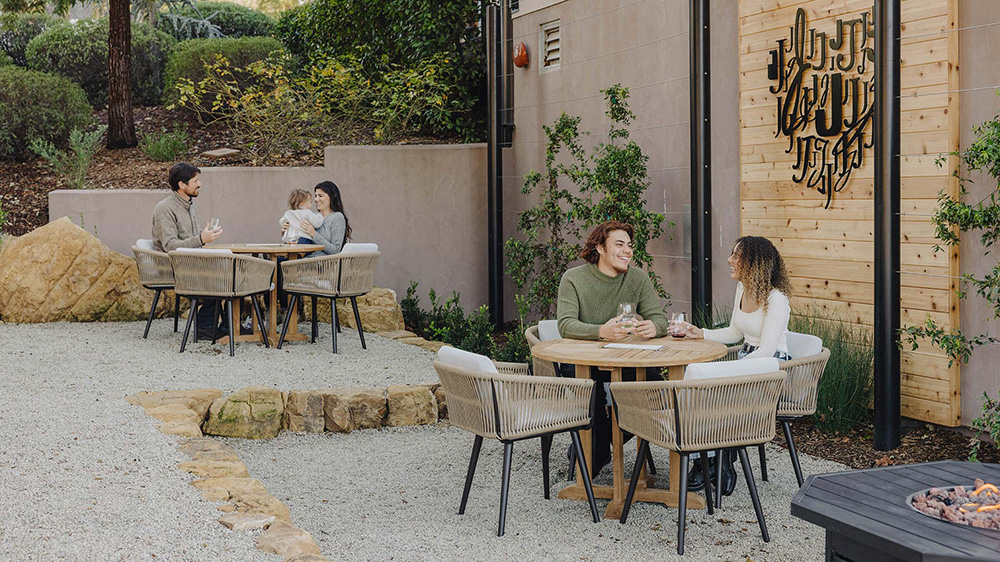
[298,181,351,257]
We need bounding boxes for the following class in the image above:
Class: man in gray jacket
[153,163,223,337]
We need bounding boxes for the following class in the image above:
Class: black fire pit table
[791,461,1000,562]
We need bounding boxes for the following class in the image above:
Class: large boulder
[127,389,223,420]
[303,287,404,332]
[0,218,180,322]
[385,385,438,427]
[203,386,284,439]
[282,390,325,433]
[321,388,386,433]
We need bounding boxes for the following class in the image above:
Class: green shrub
[30,125,107,189]
[970,392,1000,462]
[25,19,175,107]
[163,36,283,104]
[0,51,12,66]
[0,200,6,231]
[0,13,62,67]
[160,1,275,40]
[0,65,93,162]
[790,312,874,434]
[140,126,189,161]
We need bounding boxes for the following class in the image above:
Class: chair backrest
[169,250,237,297]
[537,319,560,342]
[777,347,831,417]
[136,239,156,251]
[132,244,173,287]
[524,322,560,378]
[786,331,823,359]
[684,357,779,380]
[435,346,499,438]
[337,250,380,296]
[438,346,498,373]
[341,242,379,254]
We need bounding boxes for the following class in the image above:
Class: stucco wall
[49,144,488,308]
[958,1,1000,426]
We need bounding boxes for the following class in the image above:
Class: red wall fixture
[513,42,529,68]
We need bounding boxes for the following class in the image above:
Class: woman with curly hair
[672,235,793,360]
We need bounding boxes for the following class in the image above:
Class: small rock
[377,330,417,340]
[284,555,334,562]
[201,148,241,159]
[397,337,446,352]
[159,421,203,437]
[385,385,437,427]
[128,389,223,419]
[177,460,250,479]
[146,403,201,424]
[203,386,284,439]
[434,386,448,420]
[218,512,275,531]
[322,388,386,433]
[256,521,321,558]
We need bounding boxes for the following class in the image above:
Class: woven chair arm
[493,361,530,376]
[777,347,831,416]
[609,381,676,449]
[281,254,341,296]
[132,246,173,287]
[531,357,559,378]
[433,361,498,438]
[492,373,595,440]
[338,252,380,295]
[714,344,743,362]
[234,255,276,296]
[169,253,235,297]
[525,326,541,348]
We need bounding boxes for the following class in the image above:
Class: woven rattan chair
[434,346,600,537]
[278,244,380,353]
[132,240,180,339]
[524,322,560,378]
[611,371,785,555]
[169,250,274,357]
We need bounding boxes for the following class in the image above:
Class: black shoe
[719,451,738,497]
[688,458,708,492]
[197,327,223,340]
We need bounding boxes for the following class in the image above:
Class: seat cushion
[437,346,498,374]
[136,239,156,251]
[786,331,823,358]
[684,357,780,380]
[537,319,561,342]
[341,243,379,254]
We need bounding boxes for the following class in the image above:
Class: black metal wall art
[768,7,876,208]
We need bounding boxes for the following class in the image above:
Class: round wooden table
[531,335,728,519]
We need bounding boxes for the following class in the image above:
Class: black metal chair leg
[211,300,220,344]
[173,293,180,332]
[498,442,514,537]
[277,294,298,350]
[782,420,804,487]
[310,296,317,344]
[700,450,714,515]
[334,299,341,333]
[541,435,552,500]
[143,289,161,339]
[226,299,235,357]
[459,435,483,515]
[619,439,649,524]
[180,298,197,353]
[351,296,366,349]
[646,451,657,475]
[567,445,577,481]
[715,449,724,509]
[759,444,769,482]
[677,452,690,555]
[738,447,770,542]
[330,298,338,353]
[251,295,269,348]
[570,431,600,523]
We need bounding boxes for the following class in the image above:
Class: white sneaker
[241,317,253,331]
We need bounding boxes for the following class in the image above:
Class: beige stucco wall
[49,144,488,307]
[958,1,1000,426]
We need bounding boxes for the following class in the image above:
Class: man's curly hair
[732,236,792,311]
[580,221,635,264]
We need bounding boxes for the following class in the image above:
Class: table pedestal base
[558,478,706,519]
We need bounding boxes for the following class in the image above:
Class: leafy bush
[0,200,6,231]
[25,19,175,107]
[30,125,107,189]
[0,13,62,67]
[0,51,11,66]
[970,392,1000,462]
[276,0,484,139]
[0,65,93,162]
[163,36,283,104]
[159,1,275,40]
[140,126,189,161]
[790,312,874,435]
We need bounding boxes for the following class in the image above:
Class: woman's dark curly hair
[732,236,792,311]
[580,221,635,265]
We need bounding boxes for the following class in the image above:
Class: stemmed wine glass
[670,312,688,338]
[210,217,220,230]
[618,302,636,335]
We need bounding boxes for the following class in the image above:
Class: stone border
[126,384,450,562]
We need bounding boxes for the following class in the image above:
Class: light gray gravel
[0,319,434,562]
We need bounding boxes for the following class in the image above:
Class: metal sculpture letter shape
[768,7,875,208]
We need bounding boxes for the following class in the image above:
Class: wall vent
[540,20,560,71]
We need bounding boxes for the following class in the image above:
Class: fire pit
[791,461,1000,561]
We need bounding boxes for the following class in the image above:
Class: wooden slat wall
[738,0,961,426]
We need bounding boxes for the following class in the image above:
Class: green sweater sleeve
[635,271,669,337]
[557,275,602,340]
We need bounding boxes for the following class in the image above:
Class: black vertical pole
[874,0,901,450]
[486,3,504,326]
[689,0,712,321]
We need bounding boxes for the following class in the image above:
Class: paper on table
[602,343,663,351]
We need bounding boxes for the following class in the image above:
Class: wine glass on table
[618,302,636,335]
[210,217,220,230]
[669,312,688,338]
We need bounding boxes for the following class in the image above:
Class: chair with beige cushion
[434,346,600,536]
[611,368,785,555]
[279,243,380,353]
[169,249,274,357]
[132,239,180,339]
[524,320,561,378]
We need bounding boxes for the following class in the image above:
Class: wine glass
[670,312,688,338]
[210,217,220,230]
[618,302,636,334]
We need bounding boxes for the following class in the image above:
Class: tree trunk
[107,0,137,149]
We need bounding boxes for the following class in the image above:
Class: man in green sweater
[556,220,669,474]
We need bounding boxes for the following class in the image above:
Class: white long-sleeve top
[279,209,324,241]
[703,282,790,359]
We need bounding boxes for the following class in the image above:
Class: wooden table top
[531,336,727,368]
[205,243,324,255]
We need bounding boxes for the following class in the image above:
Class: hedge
[159,1,275,40]
[0,65,93,162]
[163,36,283,104]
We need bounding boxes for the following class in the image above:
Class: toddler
[279,189,324,244]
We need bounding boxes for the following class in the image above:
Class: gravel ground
[0,319,434,562]
[0,319,849,562]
